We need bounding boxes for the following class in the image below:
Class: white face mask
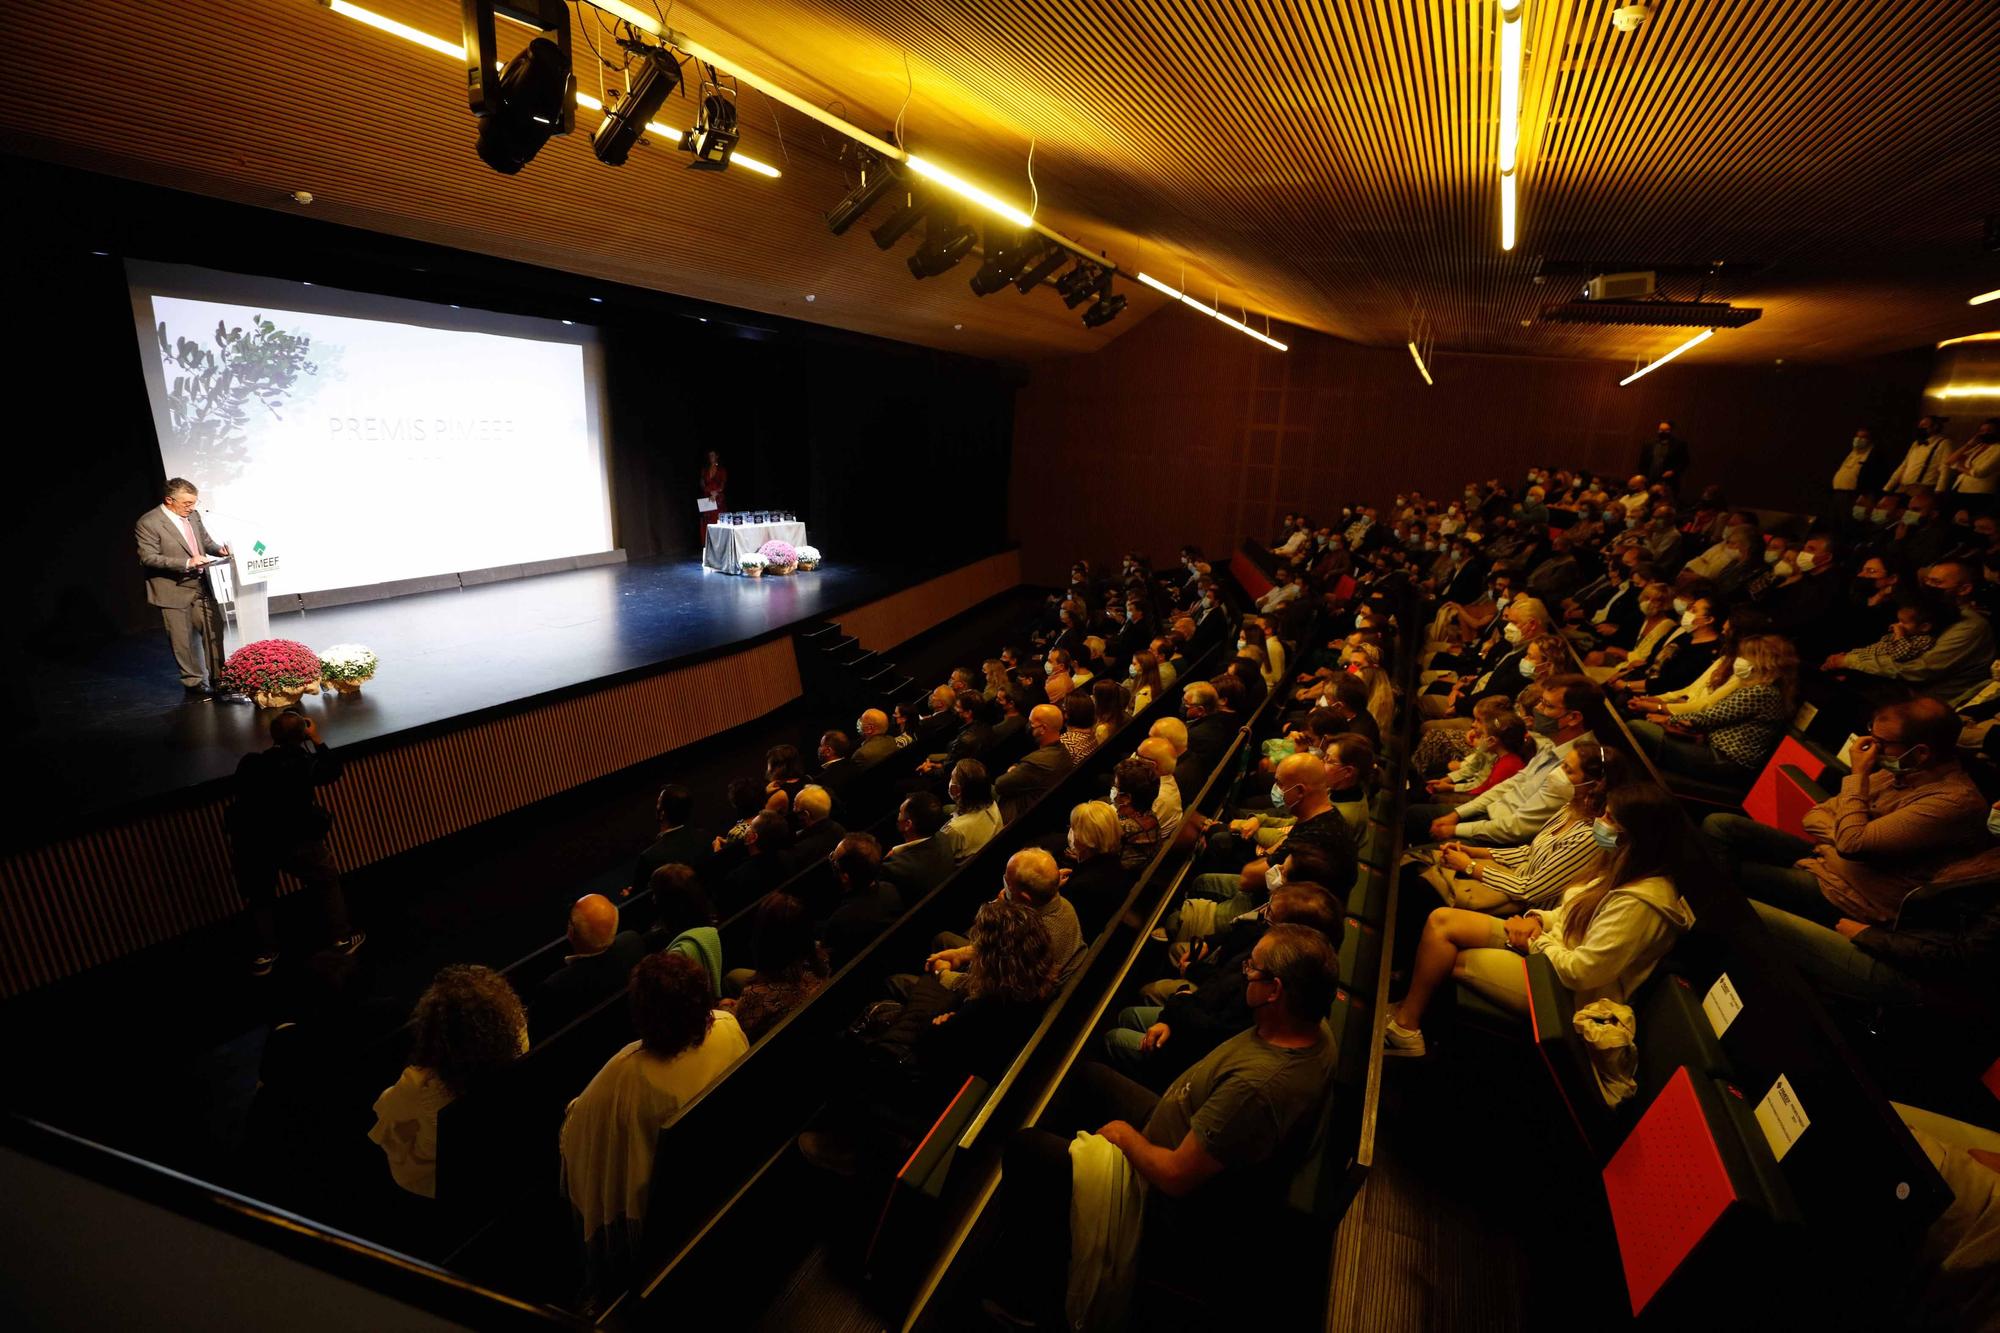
[1764,549,1782,565]
[1795,551,1817,571]
[1773,561,1795,578]
[1503,622,1525,645]
[1545,771,1575,801]
[1680,610,1699,630]
[1672,597,1690,615]
[1264,863,1285,893]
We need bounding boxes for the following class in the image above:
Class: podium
[209,544,281,652]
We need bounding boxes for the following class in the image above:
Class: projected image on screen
[129,263,611,599]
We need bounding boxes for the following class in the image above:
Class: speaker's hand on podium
[217,545,231,557]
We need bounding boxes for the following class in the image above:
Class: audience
[881,793,956,896]
[995,704,1076,822]
[532,894,646,1040]
[630,783,710,900]
[723,893,830,1041]
[817,833,901,969]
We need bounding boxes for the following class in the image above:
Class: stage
[19,556,960,828]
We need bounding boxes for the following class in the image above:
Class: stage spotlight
[871,189,932,250]
[590,49,681,166]
[969,232,1045,296]
[826,148,900,235]
[464,0,575,175]
[679,79,740,170]
[1014,244,1070,294]
[908,210,979,278]
[1082,288,1127,328]
[1057,262,1107,309]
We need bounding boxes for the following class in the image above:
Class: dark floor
[16,555,930,827]
[0,584,1049,1206]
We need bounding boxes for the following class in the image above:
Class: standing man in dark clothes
[227,709,363,976]
[1637,420,1691,494]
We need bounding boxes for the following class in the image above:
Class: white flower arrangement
[795,545,821,563]
[317,643,379,683]
[738,553,769,571]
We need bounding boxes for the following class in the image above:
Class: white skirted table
[702,519,809,573]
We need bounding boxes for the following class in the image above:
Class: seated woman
[642,863,721,992]
[1423,743,1624,913]
[1617,594,1723,698]
[1627,633,1798,788]
[1063,800,1132,935]
[763,744,808,816]
[723,893,830,1041]
[889,699,926,750]
[369,964,529,1199]
[1126,650,1164,714]
[1091,678,1130,744]
[561,952,748,1296]
[710,777,770,874]
[1383,781,1697,1057]
[1586,581,1676,678]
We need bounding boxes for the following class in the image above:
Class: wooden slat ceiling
[2,0,1996,366]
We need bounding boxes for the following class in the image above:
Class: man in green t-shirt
[988,923,1338,1323]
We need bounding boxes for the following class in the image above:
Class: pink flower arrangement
[758,539,798,566]
[221,638,323,694]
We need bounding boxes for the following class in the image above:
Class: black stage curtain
[6,156,1018,657]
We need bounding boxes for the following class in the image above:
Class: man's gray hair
[164,477,198,499]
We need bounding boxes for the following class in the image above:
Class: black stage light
[1014,244,1070,294]
[872,190,931,249]
[591,49,680,166]
[969,232,1044,296]
[1057,262,1106,309]
[826,148,900,235]
[680,81,739,170]
[464,0,575,175]
[909,210,979,278]
[1082,288,1128,327]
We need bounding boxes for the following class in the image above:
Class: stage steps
[793,620,925,717]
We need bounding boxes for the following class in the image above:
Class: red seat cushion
[1601,1066,1740,1315]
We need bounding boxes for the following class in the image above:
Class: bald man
[994,703,1076,823]
[1137,737,1183,837]
[1182,753,1358,931]
[785,784,846,871]
[924,847,1084,989]
[532,893,646,1039]
[853,708,899,769]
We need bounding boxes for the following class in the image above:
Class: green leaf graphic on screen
[254,541,267,555]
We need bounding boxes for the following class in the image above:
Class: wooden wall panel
[0,557,1016,997]
[1008,314,1933,583]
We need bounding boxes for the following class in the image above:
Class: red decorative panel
[1601,1066,1740,1316]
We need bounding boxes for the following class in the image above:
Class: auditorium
[3,1,1999,1329]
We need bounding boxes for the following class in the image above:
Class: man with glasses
[986,924,1338,1326]
[1701,698,1988,926]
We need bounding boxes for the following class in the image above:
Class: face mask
[1237,638,1247,651]
[1878,747,1916,776]
[1852,505,1869,520]
[1591,817,1621,850]
[1044,662,1056,675]
[1265,863,1285,893]
[1531,710,1561,737]
[1764,548,1782,565]
[1129,664,1139,678]
[1108,787,1121,806]
[1544,769,1574,798]
[1871,509,1893,525]
[1733,657,1753,679]
[1270,782,1296,809]
[1519,656,1538,678]
[1503,622,1525,645]
[1773,561,1796,578]
[1852,436,1869,451]
[1795,551,1817,571]
[1672,597,1689,615]
[1680,610,1698,630]
[1988,807,2000,838]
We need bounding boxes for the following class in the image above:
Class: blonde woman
[1628,634,1799,786]
[1587,582,1675,680]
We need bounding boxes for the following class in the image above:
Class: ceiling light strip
[1407,341,1434,385]
[1937,331,2000,348]
[574,90,782,176]
[1136,274,1288,351]
[1618,329,1714,386]
[1497,2,1523,252]
[1972,290,2000,307]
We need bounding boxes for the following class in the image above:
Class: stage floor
[21,558,916,829]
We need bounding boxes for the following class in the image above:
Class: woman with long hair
[763,744,807,814]
[1384,781,1696,1057]
[1126,650,1164,713]
[369,964,528,1197]
[1629,633,1800,787]
[1091,677,1130,743]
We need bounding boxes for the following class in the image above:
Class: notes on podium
[697,497,719,513]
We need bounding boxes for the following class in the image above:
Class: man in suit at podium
[136,477,231,698]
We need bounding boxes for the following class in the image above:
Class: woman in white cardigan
[1383,780,1696,1057]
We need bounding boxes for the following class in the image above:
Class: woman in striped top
[1429,742,1626,913]
[1630,634,1798,788]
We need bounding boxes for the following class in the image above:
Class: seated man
[1702,697,1990,926]
[813,729,860,804]
[533,893,647,1040]
[1106,876,1343,1088]
[817,833,903,970]
[881,792,957,897]
[852,709,899,768]
[994,704,1075,823]
[1404,673,1602,848]
[784,784,846,873]
[924,847,1083,986]
[719,810,795,911]
[1178,681,1238,790]
[1136,736,1183,840]
[1179,753,1359,936]
[631,782,711,901]
[988,924,1339,1327]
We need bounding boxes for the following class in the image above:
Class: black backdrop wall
[6,156,1017,652]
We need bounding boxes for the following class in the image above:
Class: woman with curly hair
[561,950,748,1297]
[368,963,528,1199]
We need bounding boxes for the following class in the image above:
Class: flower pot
[743,566,764,578]
[326,677,369,695]
[769,562,797,576]
[253,680,319,709]
[797,559,818,571]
